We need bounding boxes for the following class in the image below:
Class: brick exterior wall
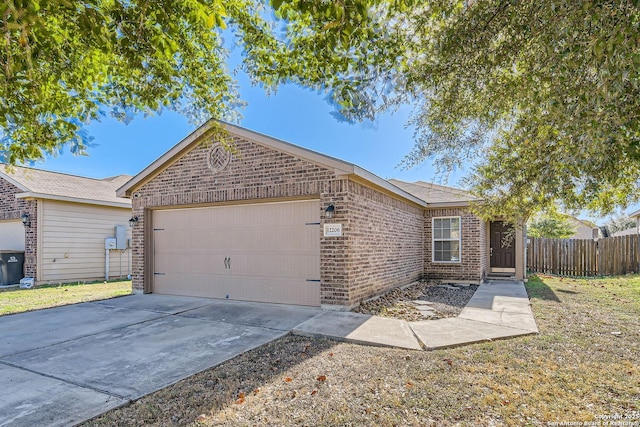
[345,181,424,304]
[22,199,37,278]
[424,207,487,283]
[0,177,26,222]
[130,133,489,306]
[0,177,37,278]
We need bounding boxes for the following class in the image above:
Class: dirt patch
[353,280,479,321]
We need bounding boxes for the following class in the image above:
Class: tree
[0,0,293,164]
[4,0,640,225]
[527,214,576,239]
[1,0,399,165]
[266,0,640,221]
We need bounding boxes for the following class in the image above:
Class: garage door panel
[215,276,317,306]
[231,254,319,277]
[154,252,228,276]
[153,272,232,298]
[152,200,320,306]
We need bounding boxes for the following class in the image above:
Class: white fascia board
[424,201,473,208]
[15,192,132,209]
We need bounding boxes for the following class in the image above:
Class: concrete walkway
[293,279,538,350]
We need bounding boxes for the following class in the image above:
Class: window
[433,217,461,262]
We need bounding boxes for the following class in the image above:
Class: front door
[490,221,516,271]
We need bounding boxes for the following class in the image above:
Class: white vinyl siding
[40,200,131,283]
[0,220,25,251]
[432,216,461,263]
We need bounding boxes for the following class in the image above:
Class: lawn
[86,275,639,426]
[0,280,132,315]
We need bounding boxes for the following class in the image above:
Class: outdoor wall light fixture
[21,212,31,227]
[325,204,335,219]
[129,216,139,227]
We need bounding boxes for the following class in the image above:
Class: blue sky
[39,34,468,188]
[41,82,465,186]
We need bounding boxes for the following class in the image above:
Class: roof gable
[117,121,427,207]
[0,164,132,208]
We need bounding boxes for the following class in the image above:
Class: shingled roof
[388,179,477,206]
[0,164,132,208]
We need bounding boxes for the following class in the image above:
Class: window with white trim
[432,216,461,262]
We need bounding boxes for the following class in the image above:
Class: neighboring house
[566,217,603,239]
[0,165,132,285]
[611,226,637,237]
[620,208,640,236]
[117,122,526,309]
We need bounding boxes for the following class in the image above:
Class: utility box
[0,251,25,286]
[105,238,117,250]
[115,225,127,250]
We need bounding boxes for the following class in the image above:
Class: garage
[118,122,429,308]
[0,220,24,251]
[151,200,321,306]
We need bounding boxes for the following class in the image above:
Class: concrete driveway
[0,294,322,427]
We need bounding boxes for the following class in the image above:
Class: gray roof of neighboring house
[0,164,132,208]
[566,216,598,230]
[388,179,476,206]
[611,226,637,237]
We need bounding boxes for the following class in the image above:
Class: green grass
[0,280,132,315]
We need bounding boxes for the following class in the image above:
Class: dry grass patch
[85,275,639,426]
[0,280,131,315]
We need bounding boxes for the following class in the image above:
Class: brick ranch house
[117,122,525,309]
[0,165,132,285]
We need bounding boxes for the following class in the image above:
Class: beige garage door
[152,200,321,306]
[0,220,25,251]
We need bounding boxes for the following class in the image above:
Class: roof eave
[0,171,30,192]
[353,166,428,207]
[628,209,640,218]
[425,200,475,208]
[16,192,132,209]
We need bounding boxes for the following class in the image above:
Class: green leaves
[527,213,577,239]
[390,1,640,220]
[0,0,249,164]
[262,0,640,220]
[3,0,639,225]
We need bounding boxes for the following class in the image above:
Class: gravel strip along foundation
[354,280,479,322]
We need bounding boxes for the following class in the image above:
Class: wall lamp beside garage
[21,212,31,227]
[129,216,139,227]
[325,204,335,219]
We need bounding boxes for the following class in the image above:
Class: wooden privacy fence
[527,235,640,277]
